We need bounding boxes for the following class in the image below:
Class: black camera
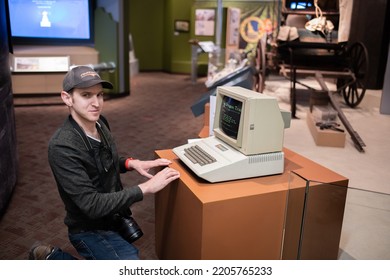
[114,215,144,244]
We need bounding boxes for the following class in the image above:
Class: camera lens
[118,216,143,243]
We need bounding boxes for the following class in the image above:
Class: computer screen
[213,86,290,155]
[7,0,94,45]
[219,95,242,140]
[288,1,313,9]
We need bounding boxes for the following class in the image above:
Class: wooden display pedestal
[10,46,99,94]
[155,148,348,260]
[155,102,348,260]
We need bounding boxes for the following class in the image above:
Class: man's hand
[128,158,172,178]
[138,167,180,195]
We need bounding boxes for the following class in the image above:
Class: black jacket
[48,115,143,233]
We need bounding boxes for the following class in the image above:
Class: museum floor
[1,71,389,260]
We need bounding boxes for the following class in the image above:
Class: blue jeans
[48,230,140,260]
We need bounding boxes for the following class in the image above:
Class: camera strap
[68,114,111,153]
[69,115,121,189]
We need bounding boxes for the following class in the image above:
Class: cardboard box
[306,111,346,147]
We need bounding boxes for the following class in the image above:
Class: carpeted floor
[0,72,206,260]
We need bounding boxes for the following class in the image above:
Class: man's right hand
[138,167,180,195]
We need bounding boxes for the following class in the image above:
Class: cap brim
[72,79,114,90]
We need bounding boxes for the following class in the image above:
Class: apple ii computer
[173,86,291,183]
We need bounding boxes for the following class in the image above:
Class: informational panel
[195,9,215,36]
[12,56,69,72]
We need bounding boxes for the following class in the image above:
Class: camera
[115,215,144,244]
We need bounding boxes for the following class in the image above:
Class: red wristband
[125,157,135,170]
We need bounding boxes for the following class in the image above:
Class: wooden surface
[155,148,348,259]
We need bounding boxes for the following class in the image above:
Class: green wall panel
[94,8,119,93]
[129,0,164,70]
[165,0,194,73]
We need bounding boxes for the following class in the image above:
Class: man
[29,66,180,260]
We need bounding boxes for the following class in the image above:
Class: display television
[7,0,94,45]
[213,86,291,155]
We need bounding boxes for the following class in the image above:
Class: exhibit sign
[12,56,69,72]
[195,9,215,36]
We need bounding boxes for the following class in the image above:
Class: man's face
[64,84,104,124]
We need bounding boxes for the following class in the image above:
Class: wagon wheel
[253,35,267,93]
[337,41,369,107]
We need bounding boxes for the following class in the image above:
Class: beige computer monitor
[213,86,291,155]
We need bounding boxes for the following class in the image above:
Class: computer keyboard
[173,136,285,182]
[184,145,217,166]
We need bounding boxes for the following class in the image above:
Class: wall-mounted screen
[7,0,94,45]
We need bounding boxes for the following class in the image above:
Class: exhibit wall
[348,0,390,89]
[129,0,166,71]
[95,0,130,95]
[129,0,279,74]
[94,7,120,93]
